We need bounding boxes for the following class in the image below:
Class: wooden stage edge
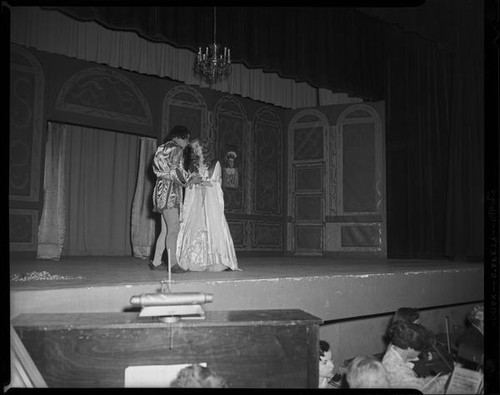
[10,255,484,323]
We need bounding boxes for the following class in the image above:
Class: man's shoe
[170,264,188,273]
[149,261,167,271]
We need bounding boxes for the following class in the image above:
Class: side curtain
[130,137,157,259]
[37,122,67,260]
[62,125,140,256]
[444,1,484,260]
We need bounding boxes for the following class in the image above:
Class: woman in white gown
[176,138,240,272]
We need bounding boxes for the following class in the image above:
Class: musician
[384,307,420,345]
[382,321,450,394]
[393,307,421,325]
[385,307,455,377]
[455,304,484,369]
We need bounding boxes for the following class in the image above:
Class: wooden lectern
[11,309,322,388]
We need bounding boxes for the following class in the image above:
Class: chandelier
[194,7,231,84]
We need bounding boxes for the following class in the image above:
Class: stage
[10,254,484,365]
[10,254,483,316]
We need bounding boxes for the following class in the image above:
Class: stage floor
[9,254,483,291]
[9,254,484,350]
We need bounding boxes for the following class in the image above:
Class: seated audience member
[319,340,335,388]
[319,340,342,388]
[346,355,390,389]
[455,303,484,368]
[170,364,228,388]
[382,321,450,394]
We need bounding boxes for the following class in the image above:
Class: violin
[412,337,455,377]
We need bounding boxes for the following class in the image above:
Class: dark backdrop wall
[17,5,486,262]
[10,0,486,262]
[9,45,287,255]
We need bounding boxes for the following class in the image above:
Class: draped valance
[40,6,442,101]
[10,6,364,109]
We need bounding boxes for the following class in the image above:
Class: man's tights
[152,208,180,266]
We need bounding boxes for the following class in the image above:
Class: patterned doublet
[152,141,187,212]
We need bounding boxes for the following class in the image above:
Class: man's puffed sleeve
[152,145,169,178]
[169,146,189,186]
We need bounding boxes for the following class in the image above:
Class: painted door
[288,103,386,256]
[287,111,329,255]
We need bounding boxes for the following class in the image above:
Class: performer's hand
[189,174,203,185]
[200,181,213,187]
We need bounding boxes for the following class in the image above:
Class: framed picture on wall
[222,149,239,190]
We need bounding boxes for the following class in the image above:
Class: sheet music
[445,366,483,394]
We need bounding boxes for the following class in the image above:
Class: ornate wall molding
[214,95,248,123]
[251,221,283,250]
[253,107,282,216]
[214,95,248,213]
[162,84,208,142]
[332,103,386,254]
[328,125,338,215]
[227,220,282,251]
[9,209,39,251]
[227,220,246,249]
[287,109,329,254]
[287,109,329,219]
[335,103,383,215]
[9,44,44,202]
[55,67,153,127]
[337,103,380,124]
[245,120,254,215]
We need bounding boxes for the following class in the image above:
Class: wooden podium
[11,309,322,388]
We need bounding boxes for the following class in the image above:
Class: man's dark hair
[166,125,190,142]
[388,321,431,351]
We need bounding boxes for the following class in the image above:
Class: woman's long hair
[189,138,216,173]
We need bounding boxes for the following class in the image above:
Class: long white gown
[176,161,240,271]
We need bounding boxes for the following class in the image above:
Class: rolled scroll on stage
[130,292,214,307]
[130,289,214,322]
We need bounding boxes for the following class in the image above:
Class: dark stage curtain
[385,35,455,259]
[444,2,484,260]
[41,7,389,98]
[42,5,484,260]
